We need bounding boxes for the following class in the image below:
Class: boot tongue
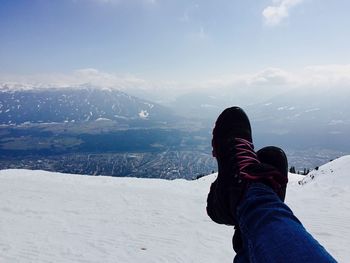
[243,163,288,200]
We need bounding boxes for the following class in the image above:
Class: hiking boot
[256,146,288,201]
[207,106,258,226]
[232,145,289,252]
[206,107,288,226]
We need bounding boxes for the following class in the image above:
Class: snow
[328,120,346,126]
[0,170,233,262]
[287,172,305,184]
[139,110,149,119]
[305,108,320,113]
[1,156,350,262]
[95,118,111,122]
[143,102,154,109]
[287,156,350,262]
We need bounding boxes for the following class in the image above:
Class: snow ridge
[299,155,350,186]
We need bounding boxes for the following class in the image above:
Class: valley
[1,85,349,179]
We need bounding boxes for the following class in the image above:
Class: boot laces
[235,138,260,177]
[235,138,288,195]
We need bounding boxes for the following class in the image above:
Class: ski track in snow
[0,156,350,262]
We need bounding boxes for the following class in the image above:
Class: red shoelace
[235,137,260,178]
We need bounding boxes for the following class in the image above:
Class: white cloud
[0,69,147,90]
[199,64,350,91]
[2,65,350,95]
[200,68,295,89]
[298,64,350,87]
[262,0,304,26]
[246,68,293,86]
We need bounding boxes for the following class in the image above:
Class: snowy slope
[0,170,233,262]
[286,156,350,262]
[0,156,350,262]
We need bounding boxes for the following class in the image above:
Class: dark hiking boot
[232,146,289,253]
[206,107,288,226]
[256,146,288,201]
[207,106,259,226]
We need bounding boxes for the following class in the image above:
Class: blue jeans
[234,183,337,263]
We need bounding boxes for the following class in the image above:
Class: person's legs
[207,106,255,226]
[237,183,336,263]
[232,146,290,255]
[232,227,250,262]
[207,107,288,226]
[207,107,336,262]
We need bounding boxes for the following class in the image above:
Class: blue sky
[1,0,350,83]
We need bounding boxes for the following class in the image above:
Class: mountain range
[0,84,213,179]
[0,83,349,176]
[0,84,175,125]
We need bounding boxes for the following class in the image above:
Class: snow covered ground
[0,156,350,262]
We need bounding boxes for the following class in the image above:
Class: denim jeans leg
[236,183,337,263]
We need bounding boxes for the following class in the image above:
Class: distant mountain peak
[0,85,174,125]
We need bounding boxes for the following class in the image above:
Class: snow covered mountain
[163,86,350,136]
[248,86,350,135]
[0,156,349,262]
[0,84,174,125]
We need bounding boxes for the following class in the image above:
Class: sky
[1,0,350,87]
